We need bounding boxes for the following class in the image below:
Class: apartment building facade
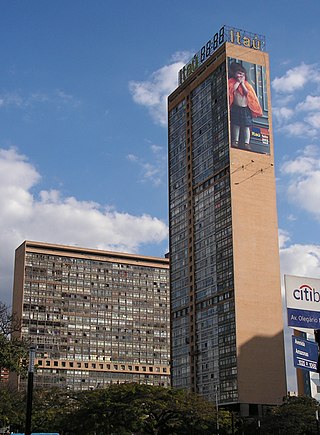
[168,26,286,415]
[12,241,170,390]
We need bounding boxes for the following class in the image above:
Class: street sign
[292,336,318,372]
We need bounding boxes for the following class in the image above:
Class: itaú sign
[178,25,266,85]
[285,274,320,329]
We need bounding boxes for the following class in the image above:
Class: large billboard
[227,57,270,154]
[285,275,320,329]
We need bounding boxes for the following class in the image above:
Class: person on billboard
[228,62,262,150]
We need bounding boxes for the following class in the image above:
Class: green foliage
[0,302,28,374]
[4,382,319,435]
[239,395,320,435]
[0,384,25,431]
[61,383,234,435]
[30,383,225,435]
[30,388,74,433]
[262,395,320,435]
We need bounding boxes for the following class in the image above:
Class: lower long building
[12,241,170,390]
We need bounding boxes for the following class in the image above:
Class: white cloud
[280,243,320,280]
[170,51,192,62]
[287,171,320,217]
[287,214,297,222]
[278,229,290,249]
[296,95,320,111]
[306,112,320,129]
[281,148,320,175]
[129,52,190,127]
[272,107,294,123]
[272,63,315,93]
[127,144,167,186]
[127,154,138,162]
[0,148,168,305]
[0,89,81,110]
[281,121,318,138]
[281,145,320,218]
[272,65,320,137]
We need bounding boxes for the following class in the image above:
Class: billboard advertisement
[292,336,318,373]
[285,275,320,329]
[227,57,270,154]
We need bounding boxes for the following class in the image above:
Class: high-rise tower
[168,26,286,414]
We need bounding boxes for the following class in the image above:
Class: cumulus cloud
[278,229,290,249]
[0,148,168,305]
[280,242,320,280]
[280,121,318,138]
[296,95,320,111]
[129,52,191,126]
[272,63,316,94]
[281,145,320,218]
[272,64,320,137]
[306,112,320,129]
[127,144,167,186]
[272,107,294,123]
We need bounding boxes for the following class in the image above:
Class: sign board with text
[178,25,266,85]
[292,336,318,372]
[285,274,320,329]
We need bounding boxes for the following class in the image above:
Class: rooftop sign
[178,25,266,85]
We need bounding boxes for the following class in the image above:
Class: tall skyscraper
[12,241,170,390]
[168,26,286,415]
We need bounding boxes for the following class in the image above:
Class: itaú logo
[293,284,320,302]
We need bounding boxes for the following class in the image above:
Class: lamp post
[257,419,261,434]
[25,345,36,435]
[215,384,219,435]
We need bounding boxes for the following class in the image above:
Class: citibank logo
[293,284,320,303]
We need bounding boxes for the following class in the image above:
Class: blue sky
[1,0,320,342]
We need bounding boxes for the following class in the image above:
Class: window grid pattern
[169,62,237,403]
[169,99,190,388]
[21,252,170,390]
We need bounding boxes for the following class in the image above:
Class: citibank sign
[285,275,320,329]
[293,284,320,303]
[178,25,266,85]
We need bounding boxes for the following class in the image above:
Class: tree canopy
[0,302,28,375]
[1,382,320,434]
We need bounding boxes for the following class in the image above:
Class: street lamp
[25,345,36,435]
[215,384,219,435]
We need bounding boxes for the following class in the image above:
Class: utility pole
[25,345,36,435]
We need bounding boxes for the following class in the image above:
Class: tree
[0,302,28,375]
[239,395,320,435]
[262,395,320,435]
[0,384,25,431]
[30,388,74,434]
[63,383,232,435]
